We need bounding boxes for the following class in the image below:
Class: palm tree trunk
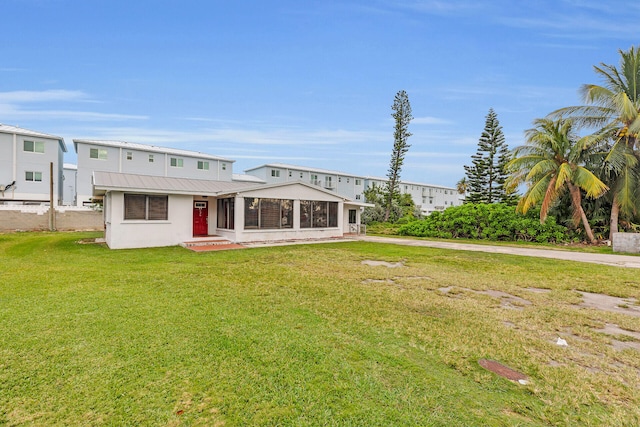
[609,196,619,241]
[568,183,597,244]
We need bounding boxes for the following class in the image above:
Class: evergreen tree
[384,90,413,221]
[463,108,511,203]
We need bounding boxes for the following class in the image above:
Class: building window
[244,198,293,229]
[126,151,133,160]
[197,161,209,170]
[288,171,292,177]
[310,174,319,185]
[24,140,45,153]
[271,169,280,178]
[90,148,108,160]
[170,157,183,168]
[355,179,362,186]
[300,200,338,228]
[149,155,154,163]
[355,194,361,200]
[25,171,42,182]
[217,198,234,230]
[300,172,303,179]
[222,163,227,170]
[324,177,332,188]
[338,177,342,183]
[347,178,350,183]
[124,194,168,220]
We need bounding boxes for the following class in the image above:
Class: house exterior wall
[0,131,65,205]
[104,191,193,249]
[62,166,77,206]
[75,141,234,206]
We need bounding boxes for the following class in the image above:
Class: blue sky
[2,1,638,186]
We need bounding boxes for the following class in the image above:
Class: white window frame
[90,148,108,160]
[197,161,209,170]
[24,140,45,153]
[170,157,184,168]
[25,171,43,182]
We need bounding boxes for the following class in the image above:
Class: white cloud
[412,116,452,125]
[0,89,88,103]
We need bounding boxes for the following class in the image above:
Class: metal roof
[232,173,266,183]
[74,139,234,162]
[93,171,359,203]
[93,171,257,196]
[0,124,67,152]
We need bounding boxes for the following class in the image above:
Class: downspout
[12,133,17,182]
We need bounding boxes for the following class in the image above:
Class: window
[310,174,318,185]
[124,194,168,220]
[170,158,183,167]
[222,163,227,170]
[24,140,45,153]
[338,177,342,183]
[149,155,154,163]
[355,179,362,186]
[349,209,357,224]
[244,198,293,229]
[325,177,332,188]
[25,171,42,182]
[300,200,338,228]
[271,169,280,178]
[197,161,209,170]
[217,198,234,229]
[90,148,108,160]
[126,151,133,160]
[300,172,303,179]
[289,171,292,177]
[355,194,361,200]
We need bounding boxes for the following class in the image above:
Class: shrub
[398,203,571,243]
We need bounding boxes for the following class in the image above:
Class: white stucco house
[93,171,369,249]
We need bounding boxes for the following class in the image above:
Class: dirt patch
[596,323,640,340]
[525,287,551,294]
[362,278,395,285]
[477,290,532,309]
[361,260,404,268]
[611,340,640,352]
[577,291,640,317]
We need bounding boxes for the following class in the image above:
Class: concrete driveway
[357,236,640,269]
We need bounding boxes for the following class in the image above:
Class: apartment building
[244,163,462,215]
[0,124,67,205]
[73,139,235,206]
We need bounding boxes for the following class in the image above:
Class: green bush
[398,203,571,243]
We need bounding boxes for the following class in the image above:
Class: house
[73,139,235,207]
[0,124,67,205]
[92,171,369,249]
[62,164,77,206]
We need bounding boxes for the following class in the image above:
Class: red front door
[193,201,209,236]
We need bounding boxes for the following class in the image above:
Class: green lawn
[1,232,639,426]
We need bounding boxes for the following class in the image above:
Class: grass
[1,232,640,425]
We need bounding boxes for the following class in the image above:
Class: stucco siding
[105,192,193,249]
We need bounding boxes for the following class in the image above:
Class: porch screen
[217,198,235,229]
[300,201,339,228]
[124,194,168,220]
[244,198,293,229]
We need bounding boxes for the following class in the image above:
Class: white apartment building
[0,124,67,205]
[73,140,235,206]
[365,177,462,215]
[244,163,462,216]
[244,163,366,201]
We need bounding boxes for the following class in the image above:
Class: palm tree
[550,46,640,238]
[506,118,608,243]
[456,177,469,196]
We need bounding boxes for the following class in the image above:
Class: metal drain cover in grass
[479,359,528,384]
